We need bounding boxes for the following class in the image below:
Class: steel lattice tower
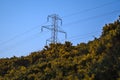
[41,14,67,45]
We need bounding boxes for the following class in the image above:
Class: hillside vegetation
[0,18,120,80]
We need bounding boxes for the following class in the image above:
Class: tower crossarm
[58,30,67,39]
[41,25,53,32]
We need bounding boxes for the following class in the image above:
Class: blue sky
[0,0,120,58]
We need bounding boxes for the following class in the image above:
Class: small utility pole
[41,14,67,45]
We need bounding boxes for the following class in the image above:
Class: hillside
[0,17,120,80]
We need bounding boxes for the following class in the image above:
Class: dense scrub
[0,18,120,80]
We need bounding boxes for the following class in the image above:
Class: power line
[0,26,100,54]
[0,0,119,53]
[0,9,119,50]
[62,0,119,18]
[68,31,100,40]
[69,32,100,41]
[63,9,120,26]
[0,22,47,46]
[0,0,118,47]
[0,30,100,54]
[0,32,100,58]
[0,32,44,53]
[59,31,100,42]
[0,0,119,58]
[1,9,119,49]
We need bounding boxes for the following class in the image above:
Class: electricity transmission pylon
[41,14,67,45]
